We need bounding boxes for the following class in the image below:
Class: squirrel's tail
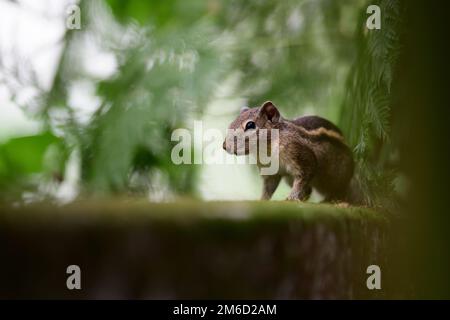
[344,176,367,206]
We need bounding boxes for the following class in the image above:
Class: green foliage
[41,0,225,197]
[0,132,67,200]
[217,0,364,120]
[80,37,217,194]
[339,0,403,206]
[106,0,208,27]
[0,0,404,206]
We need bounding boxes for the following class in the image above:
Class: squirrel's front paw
[287,184,312,201]
[286,195,301,201]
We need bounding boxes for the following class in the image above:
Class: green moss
[0,200,392,299]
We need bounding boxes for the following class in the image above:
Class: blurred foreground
[0,201,393,299]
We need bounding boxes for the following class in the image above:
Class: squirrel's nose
[222,141,226,150]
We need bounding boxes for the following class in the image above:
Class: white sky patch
[287,8,304,32]
[54,149,80,203]
[67,80,102,124]
[0,0,70,140]
[80,35,118,79]
[0,86,41,141]
[0,0,68,89]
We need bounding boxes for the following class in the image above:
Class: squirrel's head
[223,101,280,155]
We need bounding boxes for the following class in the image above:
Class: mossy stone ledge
[0,201,393,299]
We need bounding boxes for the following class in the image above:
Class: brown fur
[223,101,354,202]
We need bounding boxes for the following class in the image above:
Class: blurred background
[0,0,403,205]
[1,0,450,299]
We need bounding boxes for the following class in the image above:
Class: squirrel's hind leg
[286,177,312,201]
[261,175,282,200]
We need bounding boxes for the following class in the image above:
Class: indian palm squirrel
[223,101,355,202]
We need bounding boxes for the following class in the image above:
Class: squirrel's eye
[245,121,256,131]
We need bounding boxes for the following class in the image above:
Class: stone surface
[0,201,392,299]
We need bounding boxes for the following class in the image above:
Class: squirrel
[223,101,355,202]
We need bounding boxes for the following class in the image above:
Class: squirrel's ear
[259,101,280,122]
[240,107,250,113]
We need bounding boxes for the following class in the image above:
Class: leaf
[0,132,68,191]
[105,0,207,27]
